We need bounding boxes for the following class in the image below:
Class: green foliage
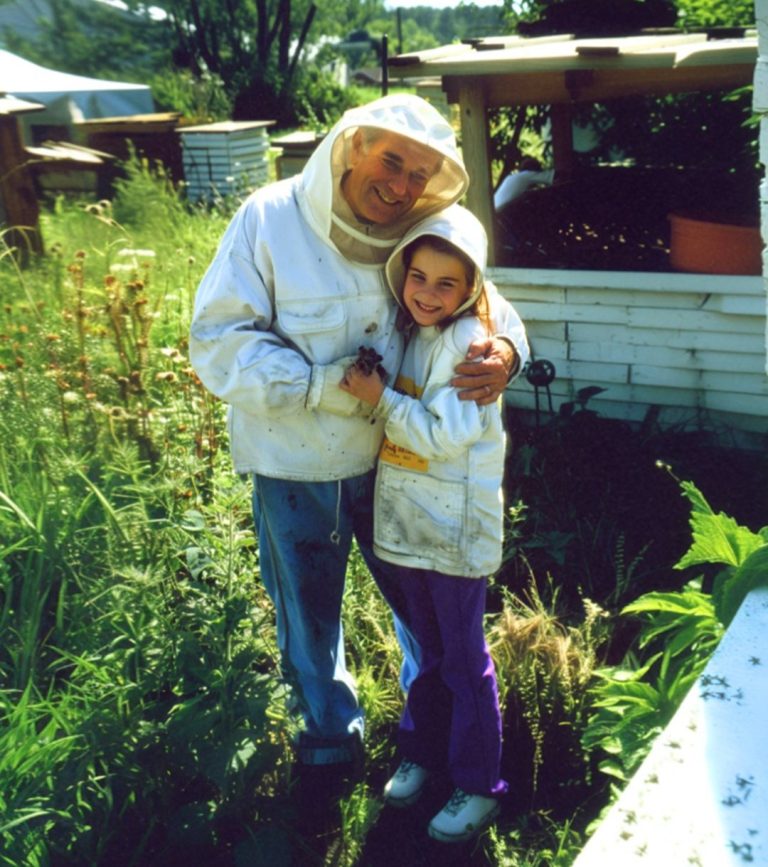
[483,812,586,866]
[293,67,362,131]
[1,0,172,81]
[675,480,768,627]
[582,580,721,780]
[501,405,683,612]
[584,87,758,182]
[0,169,286,862]
[503,0,754,31]
[149,69,232,123]
[366,3,506,52]
[675,0,754,27]
[582,477,768,788]
[111,150,188,232]
[137,0,323,125]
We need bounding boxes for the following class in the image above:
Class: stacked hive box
[179,120,274,202]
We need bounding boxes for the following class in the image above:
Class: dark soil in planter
[494,166,759,273]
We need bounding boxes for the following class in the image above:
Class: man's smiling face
[342,129,440,225]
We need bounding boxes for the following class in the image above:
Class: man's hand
[452,336,516,405]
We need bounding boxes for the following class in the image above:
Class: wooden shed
[390,32,767,446]
[77,112,184,194]
[0,94,44,258]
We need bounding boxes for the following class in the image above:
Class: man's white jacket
[189,95,527,482]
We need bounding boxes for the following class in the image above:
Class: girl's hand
[340,365,385,407]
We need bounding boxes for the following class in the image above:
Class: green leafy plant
[582,477,768,787]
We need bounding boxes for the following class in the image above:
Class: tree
[492,0,757,183]
[0,0,172,82]
[135,0,321,123]
[503,0,754,32]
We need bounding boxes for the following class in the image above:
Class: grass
[1,157,766,866]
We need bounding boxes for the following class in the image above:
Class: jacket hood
[297,94,469,265]
[385,204,488,322]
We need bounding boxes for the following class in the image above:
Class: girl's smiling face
[402,245,471,327]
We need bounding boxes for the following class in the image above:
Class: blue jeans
[252,471,418,765]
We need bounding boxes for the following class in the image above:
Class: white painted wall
[498,267,767,447]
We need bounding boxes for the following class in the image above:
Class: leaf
[679,480,714,517]
[665,622,719,659]
[185,546,214,578]
[576,385,606,403]
[180,509,207,531]
[596,759,626,781]
[0,490,41,537]
[600,737,623,755]
[714,546,768,628]
[623,590,713,617]
[675,482,763,570]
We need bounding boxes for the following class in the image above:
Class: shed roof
[0,49,153,120]
[389,32,757,105]
[0,94,44,116]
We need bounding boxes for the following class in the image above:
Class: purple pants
[396,566,508,798]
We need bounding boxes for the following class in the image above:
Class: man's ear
[349,129,365,167]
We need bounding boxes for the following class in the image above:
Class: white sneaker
[383,759,430,807]
[427,788,500,842]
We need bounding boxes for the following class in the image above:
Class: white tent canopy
[0,49,153,138]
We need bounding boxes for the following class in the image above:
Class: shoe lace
[397,760,421,779]
[443,788,472,816]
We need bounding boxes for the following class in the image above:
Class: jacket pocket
[277,298,347,335]
[375,463,464,561]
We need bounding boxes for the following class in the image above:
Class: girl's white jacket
[371,207,528,577]
[189,94,528,483]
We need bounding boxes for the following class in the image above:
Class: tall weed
[489,580,609,812]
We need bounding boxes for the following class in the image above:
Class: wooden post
[550,102,575,181]
[0,114,43,261]
[457,82,496,263]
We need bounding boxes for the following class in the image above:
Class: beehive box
[179,120,274,202]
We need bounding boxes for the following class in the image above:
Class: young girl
[340,205,527,843]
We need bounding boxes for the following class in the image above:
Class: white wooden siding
[497,268,768,445]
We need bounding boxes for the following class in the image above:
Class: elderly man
[190,95,529,784]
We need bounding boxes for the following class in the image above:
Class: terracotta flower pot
[668,211,763,276]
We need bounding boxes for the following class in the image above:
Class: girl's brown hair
[400,235,492,333]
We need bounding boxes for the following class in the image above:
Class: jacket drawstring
[330,481,342,545]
